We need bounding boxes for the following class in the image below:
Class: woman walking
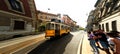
[88,31,99,54]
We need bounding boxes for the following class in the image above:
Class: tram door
[55,24,60,36]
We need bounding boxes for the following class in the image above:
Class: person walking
[97,30,111,54]
[106,31,120,54]
[88,31,99,54]
[93,31,103,50]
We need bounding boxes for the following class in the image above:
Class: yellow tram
[45,21,70,38]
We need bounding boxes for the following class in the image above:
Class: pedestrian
[93,31,103,50]
[97,30,111,54]
[88,31,99,54]
[107,37,115,52]
[106,31,120,54]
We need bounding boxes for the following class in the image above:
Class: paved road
[28,31,84,54]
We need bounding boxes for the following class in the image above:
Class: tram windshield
[46,23,54,30]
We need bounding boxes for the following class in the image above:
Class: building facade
[62,15,72,26]
[94,0,120,32]
[62,14,77,31]
[86,10,95,32]
[0,0,37,39]
[37,11,59,32]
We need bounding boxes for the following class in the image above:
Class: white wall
[100,12,120,32]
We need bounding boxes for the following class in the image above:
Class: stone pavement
[81,33,111,54]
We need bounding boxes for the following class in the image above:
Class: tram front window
[46,23,54,30]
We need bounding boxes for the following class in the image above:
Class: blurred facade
[87,0,120,32]
[0,0,37,39]
[86,10,94,32]
[0,0,79,40]
[37,11,78,32]
[62,14,77,31]
[37,11,60,32]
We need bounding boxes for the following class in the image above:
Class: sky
[34,0,97,28]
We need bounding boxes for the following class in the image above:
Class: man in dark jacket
[97,30,111,54]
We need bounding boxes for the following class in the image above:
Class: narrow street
[28,31,84,54]
[0,31,86,54]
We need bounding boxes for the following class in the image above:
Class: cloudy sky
[34,0,97,28]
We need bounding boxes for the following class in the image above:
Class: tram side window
[63,26,65,29]
[61,25,64,30]
[46,23,54,30]
[51,24,54,29]
[55,24,60,30]
[46,23,50,30]
[64,26,66,29]
[65,26,67,29]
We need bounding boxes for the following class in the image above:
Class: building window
[106,23,109,32]
[115,1,120,10]
[99,24,101,30]
[5,0,24,13]
[112,21,117,31]
[102,24,104,31]
[14,21,25,30]
[8,0,23,12]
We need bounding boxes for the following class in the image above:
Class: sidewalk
[0,33,45,54]
[82,33,106,54]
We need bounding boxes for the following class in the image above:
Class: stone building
[94,0,120,32]
[86,10,95,32]
[62,15,72,26]
[0,0,37,40]
[37,11,59,32]
[62,14,77,31]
